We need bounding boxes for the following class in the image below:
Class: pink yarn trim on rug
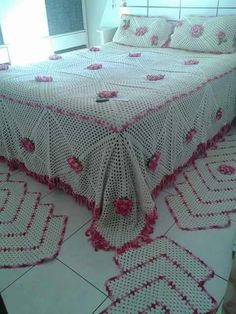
[183,167,236,205]
[0,120,234,252]
[207,161,236,183]
[1,213,67,269]
[113,236,214,281]
[217,164,235,175]
[165,187,232,232]
[0,175,68,268]
[103,236,217,314]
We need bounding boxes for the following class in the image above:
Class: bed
[0,25,236,251]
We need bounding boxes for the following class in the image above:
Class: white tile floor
[1,163,235,314]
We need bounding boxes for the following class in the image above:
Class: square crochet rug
[101,236,217,314]
[165,127,236,231]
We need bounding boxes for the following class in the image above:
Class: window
[45,0,84,36]
[0,0,87,65]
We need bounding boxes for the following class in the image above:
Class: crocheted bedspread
[0,43,236,250]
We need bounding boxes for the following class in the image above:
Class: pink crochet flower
[135,27,148,36]
[67,157,83,173]
[0,64,9,71]
[190,24,204,38]
[176,21,183,28]
[128,52,141,58]
[147,74,165,81]
[86,63,103,70]
[113,198,133,216]
[20,138,35,152]
[186,128,197,143]
[216,108,223,120]
[218,165,235,175]
[217,32,227,45]
[35,76,53,82]
[89,47,100,52]
[184,59,199,65]
[97,90,118,99]
[151,35,159,46]
[49,54,62,60]
[148,153,160,172]
[122,19,130,30]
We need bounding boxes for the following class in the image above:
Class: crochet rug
[101,236,217,314]
[165,127,236,231]
[0,173,68,268]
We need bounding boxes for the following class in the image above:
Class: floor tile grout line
[214,273,228,282]
[164,225,231,282]
[56,259,108,297]
[40,189,55,200]
[0,222,91,295]
[164,222,176,235]
[216,297,223,312]
[163,223,232,282]
[0,266,34,294]
[62,219,92,244]
[92,296,109,314]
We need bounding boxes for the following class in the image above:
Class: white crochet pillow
[169,15,236,53]
[112,15,173,48]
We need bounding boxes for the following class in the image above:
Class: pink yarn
[190,24,204,38]
[128,53,141,58]
[86,63,103,70]
[218,165,235,175]
[97,91,118,99]
[135,27,148,36]
[20,138,35,153]
[217,32,226,40]
[122,20,130,30]
[148,153,160,172]
[184,60,199,65]
[216,108,223,120]
[0,64,9,71]
[151,35,159,45]
[186,129,197,143]
[217,32,227,45]
[147,74,165,81]
[35,76,53,82]
[67,157,83,173]
[89,47,100,52]
[176,21,183,28]
[113,198,133,216]
[49,54,62,60]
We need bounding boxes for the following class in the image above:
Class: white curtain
[0,0,52,65]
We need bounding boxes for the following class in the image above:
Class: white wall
[0,0,52,64]
[85,0,120,46]
[0,0,88,64]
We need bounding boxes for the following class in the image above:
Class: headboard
[121,0,236,20]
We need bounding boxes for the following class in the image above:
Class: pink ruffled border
[0,120,234,252]
[151,122,234,199]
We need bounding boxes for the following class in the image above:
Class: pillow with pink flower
[113,14,173,48]
[169,15,236,53]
